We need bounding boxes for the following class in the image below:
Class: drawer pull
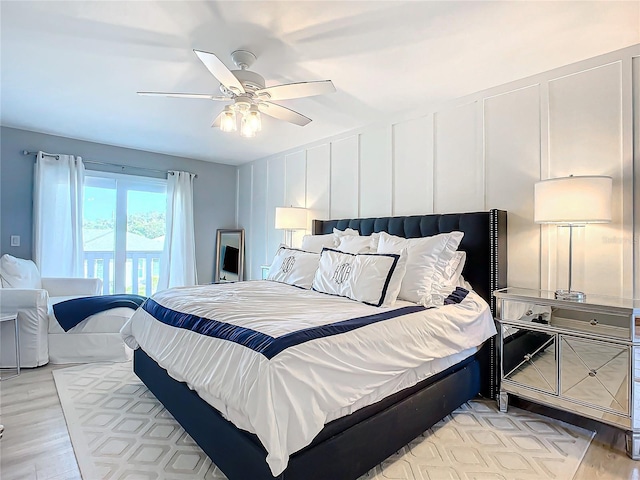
[590,319,599,326]
[588,369,597,377]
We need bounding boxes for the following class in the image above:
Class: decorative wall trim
[238,44,640,296]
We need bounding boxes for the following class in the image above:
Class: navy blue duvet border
[142,287,469,359]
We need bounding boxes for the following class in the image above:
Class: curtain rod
[21,150,197,178]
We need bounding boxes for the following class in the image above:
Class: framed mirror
[215,229,245,283]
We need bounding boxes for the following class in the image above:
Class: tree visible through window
[83,172,167,296]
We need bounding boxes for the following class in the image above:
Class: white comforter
[121,280,496,475]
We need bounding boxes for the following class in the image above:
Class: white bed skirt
[48,306,136,364]
[49,332,133,364]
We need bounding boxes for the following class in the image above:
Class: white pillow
[376,231,464,305]
[301,233,337,254]
[312,248,402,307]
[333,227,359,238]
[337,235,376,254]
[0,254,42,289]
[267,247,320,289]
[384,248,408,306]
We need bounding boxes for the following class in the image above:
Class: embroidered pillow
[267,247,320,289]
[312,248,401,307]
[376,231,464,305]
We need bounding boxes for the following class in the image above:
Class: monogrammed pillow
[311,248,401,307]
[266,247,320,289]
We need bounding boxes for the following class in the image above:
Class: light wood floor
[0,364,638,480]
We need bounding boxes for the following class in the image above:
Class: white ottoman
[48,303,134,364]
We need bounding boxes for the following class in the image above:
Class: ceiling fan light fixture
[220,107,237,133]
[247,105,261,132]
[240,114,257,138]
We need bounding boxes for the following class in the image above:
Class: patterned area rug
[53,362,594,480]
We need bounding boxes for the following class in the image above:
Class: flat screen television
[222,245,239,274]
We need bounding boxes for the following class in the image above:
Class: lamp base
[554,289,586,302]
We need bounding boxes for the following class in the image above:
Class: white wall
[238,44,640,299]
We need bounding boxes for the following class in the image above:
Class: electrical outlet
[10,235,20,247]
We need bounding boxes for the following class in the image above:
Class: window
[83,171,167,296]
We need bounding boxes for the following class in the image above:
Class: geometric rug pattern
[53,362,594,480]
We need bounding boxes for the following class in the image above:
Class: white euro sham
[376,231,464,305]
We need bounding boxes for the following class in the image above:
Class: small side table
[261,265,270,280]
[0,312,20,380]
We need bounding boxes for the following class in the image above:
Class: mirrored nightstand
[494,287,640,459]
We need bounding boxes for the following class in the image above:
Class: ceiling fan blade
[255,80,335,101]
[193,50,245,94]
[259,102,312,127]
[137,92,229,101]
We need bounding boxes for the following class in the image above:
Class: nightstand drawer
[553,308,630,340]
[500,299,630,340]
[560,336,629,415]
[501,300,553,324]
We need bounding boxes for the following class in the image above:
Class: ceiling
[1,1,638,165]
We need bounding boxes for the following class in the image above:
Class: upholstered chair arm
[0,288,50,367]
[0,288,48,311]
[41,277,102,297]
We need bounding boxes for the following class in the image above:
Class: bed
[128,210,507,480]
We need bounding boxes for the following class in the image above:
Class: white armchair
[0,255,101,367]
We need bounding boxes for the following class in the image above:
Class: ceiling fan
[138,49,336,137]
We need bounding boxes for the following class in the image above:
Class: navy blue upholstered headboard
[312,210,507,313]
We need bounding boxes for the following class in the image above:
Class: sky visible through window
[84,187,165,221]
[83,178,166,295]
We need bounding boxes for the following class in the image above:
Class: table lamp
[275,207,308,247]
[534,175,612,301]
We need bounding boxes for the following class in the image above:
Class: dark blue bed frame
[134,210,507,479]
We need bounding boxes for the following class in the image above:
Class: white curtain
[33,151,85,277]
[158,170,197,290]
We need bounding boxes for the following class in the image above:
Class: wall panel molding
[393,116,433,215]
[237,44,639,288]
[306,144,331,224]
[360,126,392,217]
[484,84,541,289]
[330,136,359,219]
[285,150,307,247]
[434,101,483,213]
[547,61,626,297]
[633,55,640,298]
[266,156,285,262]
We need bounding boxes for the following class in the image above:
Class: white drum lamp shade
[275,207,308,230]
[534,175,612,224]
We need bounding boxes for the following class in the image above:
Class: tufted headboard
[312,210,507,314]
